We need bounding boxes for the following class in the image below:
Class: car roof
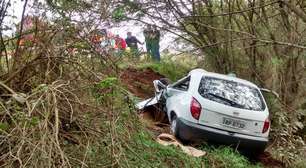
[189,69,258,88]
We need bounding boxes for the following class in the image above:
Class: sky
[3,0,23,36]
[3,0,178,52]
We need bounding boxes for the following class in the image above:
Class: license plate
[222,117,246,129]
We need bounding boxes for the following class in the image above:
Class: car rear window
[198,77,265,111]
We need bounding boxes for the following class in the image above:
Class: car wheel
[170,115,189,144]
[170,115,179,137]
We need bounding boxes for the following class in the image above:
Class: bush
[137,57,196,81]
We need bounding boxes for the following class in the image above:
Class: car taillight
[190,97,202,120]
[262,118,270,133]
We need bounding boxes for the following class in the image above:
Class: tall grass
[136,56,197,81]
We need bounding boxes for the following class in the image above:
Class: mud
[120,67,165,99]
[120,67,169,134]
[138,105,170,137]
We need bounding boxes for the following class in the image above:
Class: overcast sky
[3,0,23,35]
[3,0,177,51]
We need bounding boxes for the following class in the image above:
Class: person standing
[151,25,161,62]
[115,35,127,50]
[125,32,143,56]
[143,25,153,57]
[114,35,127,56]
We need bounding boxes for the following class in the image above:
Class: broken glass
[198,77,265,111]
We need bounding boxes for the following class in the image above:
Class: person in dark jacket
[125,32,143,56]
[144,25,153,57]
[143,25,161,62]
[151,25,161,62]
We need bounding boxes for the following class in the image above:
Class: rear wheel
[170,115,189,144]
[170,115,178,137]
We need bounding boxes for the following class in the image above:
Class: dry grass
[0,39,118,167]
[0,79,92,167]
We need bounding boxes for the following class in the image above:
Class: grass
[200,145,262,168]
[125,132,262,168]
[82,61,262,167]
[83,119,261,167]
[0,52,265,167]
[111,56,263,167]
[136,61,191,82]
[116,54,195,82]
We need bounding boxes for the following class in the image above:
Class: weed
[200,145,262,168]
[137,58,195,81]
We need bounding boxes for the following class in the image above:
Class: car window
[198,77,265,111]
[172,76,190,91]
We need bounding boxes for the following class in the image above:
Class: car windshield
[198,77,265,111]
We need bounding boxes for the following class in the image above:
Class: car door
[165,76,193,120]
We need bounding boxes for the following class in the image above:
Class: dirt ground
[120,67,165,99]
[120,67,284,168]
[120,67,170,135]
[257,152,284,168]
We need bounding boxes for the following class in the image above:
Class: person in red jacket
[115,35,127,50]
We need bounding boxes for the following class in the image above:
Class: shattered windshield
[198,77,265,111]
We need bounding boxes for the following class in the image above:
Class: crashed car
[137,69,270,151]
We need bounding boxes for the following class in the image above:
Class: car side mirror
[153,80,167,93]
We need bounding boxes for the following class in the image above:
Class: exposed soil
[120,67,170,135]
[120,67,285,168]
[120,67,165,99]
[257,152,285,168]
[138,105,170,136]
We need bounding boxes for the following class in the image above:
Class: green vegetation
[1,0,305,167]
[201,146,261,168]
[136,56,197,81]
[78,74,262,167]
[83,58,261,168]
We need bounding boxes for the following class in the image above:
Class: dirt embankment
[120,67,165,99]
[120,68,170,135]
[120,67,284,168]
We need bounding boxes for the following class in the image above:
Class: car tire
[170,115,179,138]
[170,115,190,144]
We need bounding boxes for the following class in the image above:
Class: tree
[117,0,306,106]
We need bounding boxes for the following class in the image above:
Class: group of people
[91,25,161,61]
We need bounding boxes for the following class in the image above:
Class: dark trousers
[151,43,160,62]
[146,42,160,62]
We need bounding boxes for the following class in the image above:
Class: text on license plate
[222,117,246,129]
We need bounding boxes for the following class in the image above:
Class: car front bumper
[176,117,268,151]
